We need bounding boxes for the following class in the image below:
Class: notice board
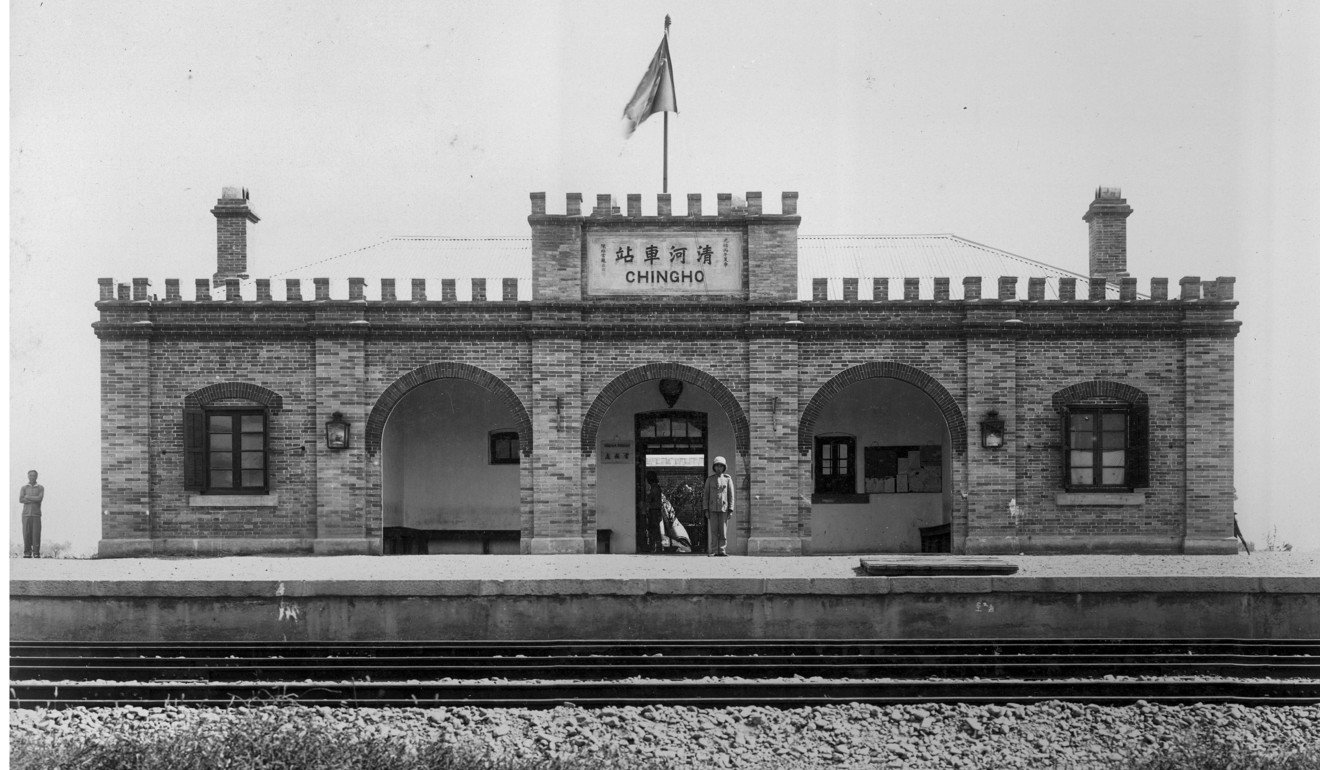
[863,444,942,493]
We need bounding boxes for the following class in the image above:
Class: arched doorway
[800,366,962,553]
[586,367,745,555]
[373,368,530,555]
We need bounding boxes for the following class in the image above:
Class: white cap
[712,456,727,468]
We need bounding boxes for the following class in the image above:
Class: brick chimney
[1082,186,1132,284]
[212,186,259,285]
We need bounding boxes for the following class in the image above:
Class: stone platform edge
[11,575,1320,598]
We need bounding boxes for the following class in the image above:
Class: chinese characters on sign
[601,441,634,464]
[587,231,744,295]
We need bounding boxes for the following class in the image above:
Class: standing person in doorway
[19,470,44,558]
[703,457,734,557]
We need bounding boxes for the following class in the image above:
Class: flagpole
[663,15,670,195]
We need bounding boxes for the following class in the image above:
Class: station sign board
[645,454,707,468]
[586,231,743,296]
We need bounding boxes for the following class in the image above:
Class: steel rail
[12,638,1319,709]
[13,659,1320,682]
[14,639,1319,656]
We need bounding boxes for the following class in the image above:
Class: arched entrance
[583,364,747,555]
[368,363,531,555]
[799,363,964,553]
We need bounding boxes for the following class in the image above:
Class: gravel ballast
[11,701,1320,769]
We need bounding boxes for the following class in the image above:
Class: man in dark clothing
[20,470,44,558]
[643,471,665,553]
[1233,513,1251,555]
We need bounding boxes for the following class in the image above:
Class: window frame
[489,430,520,465]
[814,434,858,495]
[1062,405,1132,492]
[202,407,270,494]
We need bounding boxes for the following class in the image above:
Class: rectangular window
[490,431,520,464]
[1065,408,1128,490]
[206,411,268,492]
[814,435,857,494]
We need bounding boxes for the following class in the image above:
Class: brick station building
[95,187,1240,557]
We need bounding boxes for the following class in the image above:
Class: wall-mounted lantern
[980,410,1005,449]
[325,411,351,450]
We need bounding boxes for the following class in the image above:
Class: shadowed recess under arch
[798,362,967,456]
[581,362,750,457]
[366,362,532,457]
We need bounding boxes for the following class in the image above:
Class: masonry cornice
[92,299,1240,341]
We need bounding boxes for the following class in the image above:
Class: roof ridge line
[943,234,1092,281]
[798,233,958,239]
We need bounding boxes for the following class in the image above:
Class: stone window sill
[189,494,279,508]
[1055,491,1146,507]
[811,493,870,505]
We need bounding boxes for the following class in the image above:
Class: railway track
[11,639,1320,709]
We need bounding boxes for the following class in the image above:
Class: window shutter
[1129,405,1150,488]
[183,408,206,491]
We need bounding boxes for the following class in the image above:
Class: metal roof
[257,233,1120,301]
[262,237,535,300]
[796,234,1119,300]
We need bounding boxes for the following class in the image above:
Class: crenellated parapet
[529,192,802,302]
[807,275,1237,302]
[528,191,799,218]
[97,277,525,303]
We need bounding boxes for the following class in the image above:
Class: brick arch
[581,363,749,457]
[798,362,967,456]
[365,363,532,457]
[184,382,284,413]
[1051,380,1149,412]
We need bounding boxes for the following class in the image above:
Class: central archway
[583,362,748,555]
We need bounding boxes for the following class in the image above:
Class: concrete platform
[10,554,1320,642]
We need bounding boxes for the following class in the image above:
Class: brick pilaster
[528,317,585,553]
[97,333,154,556]
[1183,335,1237,553]
[313,311,373,554]
[963,308,1019,554]
[748,332,802,555]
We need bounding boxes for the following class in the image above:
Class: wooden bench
[383,527,520,555]
[919,523,952,553]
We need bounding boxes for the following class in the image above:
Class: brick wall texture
[96,194,1239,556]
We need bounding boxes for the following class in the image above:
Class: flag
[622,34,677,137]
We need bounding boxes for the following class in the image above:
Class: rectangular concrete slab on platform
[860,555,1019,576]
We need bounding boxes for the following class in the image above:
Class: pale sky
[9,1,1319,554]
